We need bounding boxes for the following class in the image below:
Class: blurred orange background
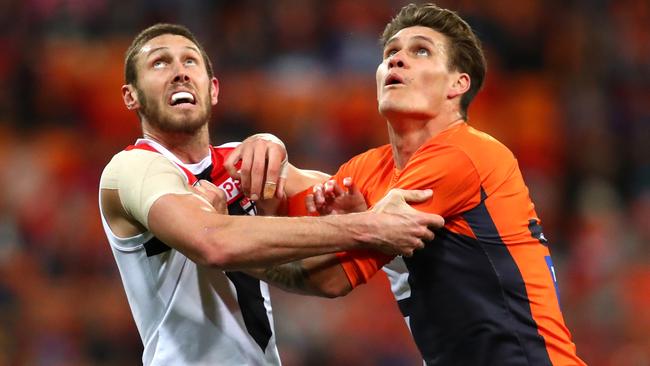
[0,0,648,365]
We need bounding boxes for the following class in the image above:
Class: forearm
[208,213,373,270]
[284,164,330,197]
[149,190,438,271]
[248,254,353,298]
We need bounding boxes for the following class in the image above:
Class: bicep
[300,254,352,297]
[147,192,221,265]
[254,253,353,297]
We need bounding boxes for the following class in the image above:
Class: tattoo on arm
[262,262,310,293]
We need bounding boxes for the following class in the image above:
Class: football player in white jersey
[98,23,444,366]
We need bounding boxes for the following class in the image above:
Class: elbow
[313,279,353,299]
[191,235,238,269]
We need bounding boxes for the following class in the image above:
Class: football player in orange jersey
[227,3,586,365]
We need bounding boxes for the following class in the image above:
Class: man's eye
[153,60,166,69]
[385,49,398,58]
[416,48,430,56]
[185,59,197,66]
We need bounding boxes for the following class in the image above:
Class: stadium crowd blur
[0,0,648,365]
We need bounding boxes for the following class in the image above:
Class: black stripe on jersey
[461,188,552,366]
[225,272,272,351]
[195,165,213,181]
[223,188,271,351]
[403,229,529,365]
[195,163,272,350]
[397,297,412,315]
[144,237,171,257]
[398,187,553,366]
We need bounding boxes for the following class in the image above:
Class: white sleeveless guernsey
[99,139,281,366]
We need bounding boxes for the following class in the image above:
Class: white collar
[135,138,212,175]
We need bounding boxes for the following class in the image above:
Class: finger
[313,184,325,206]
[215,186,228,202]
[190,183,207,196]
[192,180,216,199]
[323,180,339,201]
[421,228,435,242]
[421,213,445,229]
[324,180,335,194]
[197,179,219,191]
[263,182,277,201]
[275,176,287,199]
[279,159,289,179]
[238,145,254,197]
[343,177,361,196]
[214,187,228,214]
[398,189,433,203]
[224,146,243,180]
[330,180,346,197]
[264,145,282,199]
[402,247,414,258]
[249,143,268,201]
[305,194,317,213]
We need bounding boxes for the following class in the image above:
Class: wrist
[343,212,378,249]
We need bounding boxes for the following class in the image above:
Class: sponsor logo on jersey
[219,177,242,204]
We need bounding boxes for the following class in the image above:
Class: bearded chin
[138,91,211,134]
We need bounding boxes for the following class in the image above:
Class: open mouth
[170,91,196,106]
[385,74,404,86]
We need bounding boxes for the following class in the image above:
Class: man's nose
[388,53,406,68]
[173,73,190,83]
[172,61,191,83]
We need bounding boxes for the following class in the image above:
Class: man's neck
[387,111,464,170]
[142,125,211,164]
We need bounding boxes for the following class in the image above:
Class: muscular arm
[100,151,439,271]
[250,254,353,298]
[147,192,405,270]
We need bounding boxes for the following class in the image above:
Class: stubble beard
[137,85,212,135]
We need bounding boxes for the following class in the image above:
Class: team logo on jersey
[528,219,548,245]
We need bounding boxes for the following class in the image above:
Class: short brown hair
[124,23,214,86]
[381,3,486,120]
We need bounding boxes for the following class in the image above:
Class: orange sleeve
[286,187,315,217]
[332,156,395,288]
[335,250,394,287]
[395,144,481,218]
[287,153,396,289]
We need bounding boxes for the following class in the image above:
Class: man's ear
[122,84,140,110]
[447,73,470,99]
[210,77,219,106]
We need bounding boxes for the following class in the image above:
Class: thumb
[394,189,433,204]
[216,186,228,201]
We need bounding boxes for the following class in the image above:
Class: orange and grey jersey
[331,124,584,366]
[99,138,280,366]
